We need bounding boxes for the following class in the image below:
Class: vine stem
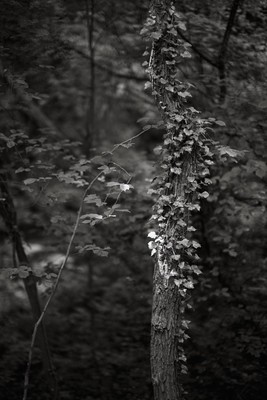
[22,171,103,400]
[108,126,151,153]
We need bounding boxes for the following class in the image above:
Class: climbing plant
[141,1,232,398]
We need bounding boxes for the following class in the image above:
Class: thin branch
[22,128,145,398]
[217,0,241,101]
[69,45,147,82]
[0,175,58,400]
[177,29,218,68]
[0,65,62,137]
[22,171,103,400]
[106,126,151,154]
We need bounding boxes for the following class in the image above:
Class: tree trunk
[151,268,181,400]
[143,1,214,399]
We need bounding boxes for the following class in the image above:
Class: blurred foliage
[0,0,266,400]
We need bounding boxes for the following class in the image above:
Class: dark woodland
[0,1,266,400]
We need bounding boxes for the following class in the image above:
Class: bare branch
[0,66,62,137]
[70,45,147,82]
[177,29,218,68]
[218,0,241,101]
[0,175,58,400]
[84,0,96,151]
[22,171,103,400]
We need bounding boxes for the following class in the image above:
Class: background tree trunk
[0,176,58,398]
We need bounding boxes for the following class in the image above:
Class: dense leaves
[0,1,266,400]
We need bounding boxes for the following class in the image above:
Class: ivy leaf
[76,244,110,257]
[93,247,110,257]
[174,279,183,287]
[181,51,191,58]
[81,213,103,221]
[151,248,157,256]
[106,181,120,187]
[180,238,190,247]
[178,91,191,98]
[171,167,182,175]
[148,240,156,249]
[153,145,162,155]
[188,107,200,113]
[187,176,195,182]
[178,21,186,31]
[7,140,16,148]
[166,85,175,92]
[192,241,201,249]
[159,78,168,84]
[169,27,177,36]
[84,194,103,207]
[23,178,37,185]
[192,265,202,275]
[215,120,226,127]
[143,124,152,130]
[187,226,196,232]
[217,146,240,158]
[183,280,194,289]
[119,183,133,192]
[148,231,157,239]
[177,219,186,227]
[199,191,209,198]
[15,167,31,173]
[151,31,162,40]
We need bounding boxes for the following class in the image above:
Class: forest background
[0,0,266,400]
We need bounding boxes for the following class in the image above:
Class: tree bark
[151,269,181,399]
[218,0,241,102]
[84,0,95,154]
[144,1,213,399]
[147,2,185,398]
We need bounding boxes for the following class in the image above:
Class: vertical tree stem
[0,176,58,399]
[218,0,241,102]
[143,1,215,399]
[85,0,95,153]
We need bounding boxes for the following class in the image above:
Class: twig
[23,127,144,398]
[0,174,57,399]
[108,126,151,153]
[23,171,103,400]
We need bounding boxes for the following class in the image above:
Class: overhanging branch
[177,29,218,68]
[0,65,62,136]
[70,45,147,82]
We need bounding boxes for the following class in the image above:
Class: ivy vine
[142,1,215,380]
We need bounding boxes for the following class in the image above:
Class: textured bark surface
[147,2,197,399]
[151,268,181,400]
